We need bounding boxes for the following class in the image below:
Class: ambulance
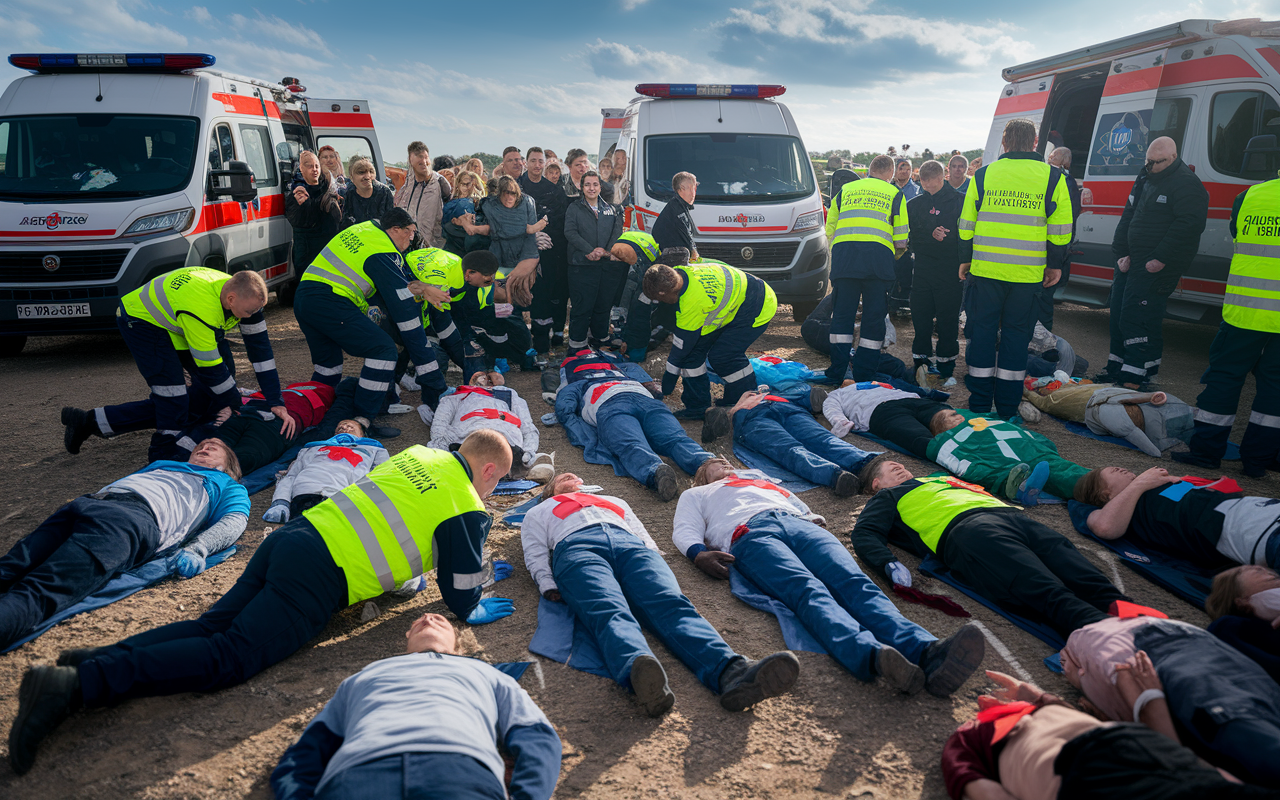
[985,18,1280,321]
[609,84,828,321]
[0,52,388,355]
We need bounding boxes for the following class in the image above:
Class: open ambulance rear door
[305,99,389,185]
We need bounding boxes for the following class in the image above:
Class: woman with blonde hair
[465,157,485,178]
[1206,565,1280,683]
[442,171,487,254]
[340,156,395,230]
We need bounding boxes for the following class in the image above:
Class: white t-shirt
[672,469,822,555]
[822,383,918,432]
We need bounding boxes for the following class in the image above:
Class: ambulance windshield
[643,133,815,204]
[0,114,199,200]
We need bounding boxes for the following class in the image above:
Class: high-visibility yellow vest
[121,266,240,367]
[1224,178,1280,333]
[675,262,777,334]
[301,221,402,312]
[405,247,466,310]
[897,475,1009,552]
[958,155,1073,283]
[619,231,660,263]
[826,178,907,253]
[303,445,487,605]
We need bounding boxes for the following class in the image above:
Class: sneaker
[1171,450,1221,470]
[629,654,674,717]
[942,377,957,388]
[1017,401,1042,424]
[653,464,678,502]
[366,424,401,439]
[672,408,706,421]
[399,374,419,393]
[1002,463,1031,500]
[1016,461,1051,506]
[61,407,98,455]
[9,665,82,775]
[833,470,861,497]
[718,652,801,712]
[702,407,731,443]
[528,463,555,482]
[920,623,986,697]
[809,387,830,414]
[876,645,925,695]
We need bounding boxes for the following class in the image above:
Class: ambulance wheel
[275,278,299,307]
[0,336,27,357]
[790,301,818,323]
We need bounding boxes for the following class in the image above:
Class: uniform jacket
[1111,159,1208,271]
[564,196,624,266]
[271,434,388,503]
[907,184,963,268]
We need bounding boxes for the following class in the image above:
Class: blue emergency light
[8,53,216,73]
[635,84,786,99]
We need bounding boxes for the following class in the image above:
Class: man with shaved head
[1101,136,1208,389]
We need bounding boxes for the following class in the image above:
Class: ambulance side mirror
[209,160,258,204]
[1242,135,1280,179]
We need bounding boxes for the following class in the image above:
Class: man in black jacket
[1102,137,1208,388]
[646,171,700,346]
[521,147,571,352]
[906,161,963,387]
[1035,147,1083,330]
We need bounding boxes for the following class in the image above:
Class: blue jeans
[316,753,505,800]
[730,511,935,681]
[551,524,738,692]
[733,401,878,487]
[595,392,713,486]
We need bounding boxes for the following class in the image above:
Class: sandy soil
[0,298,1268,799]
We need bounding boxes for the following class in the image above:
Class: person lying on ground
[428,372,538,476]
[1023,320,1088,381]
[852,457,1135,639]
[673,458,984,696]
[942,669,1270,800]
[1072,466,1273,570]
[0,439,247,651]
[552,347,713,501]
[270,612,561,800]
[1021,382,1192,456]
[821,379,955,460]
[702,388,879,497]
[7,432,516,776]
[522,472,800,717]
[1206,565,1280,684]
[263,419,388,523]
[1060,614,1280,788]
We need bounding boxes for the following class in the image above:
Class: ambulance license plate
[17,302,91,319]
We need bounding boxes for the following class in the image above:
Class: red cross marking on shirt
[460,408,521,427]
[590,381,627,404]
[724,477,791,497]
[453,385,494,398]
[318,446,363,467]
[573,362,616,373]
[552,493,625,520]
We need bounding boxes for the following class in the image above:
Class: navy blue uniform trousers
[964,275,1038,417]
[1187,322,1280,472]
[316,753,505,800]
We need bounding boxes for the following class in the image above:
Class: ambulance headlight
[124,208,194,236]
[791,210,823,233]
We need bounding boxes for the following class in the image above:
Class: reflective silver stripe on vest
[318,245,375,294]
[702,266,738,329]
[958,218,976,231]
[973,235,1047,253]
[240,320,268,335]
[1046,223,1072,236]
[188,346,222,362]
[837,208,887,221]
[972,250,1046,266]
[307,264,368,299]
[838,227,893,246]
[330,490,397,593]
[140,277,182,334]
[356,477,425,575]
[1236,242,1280,258]
[1227,273,1280,293]
[893,225,908,236]
[1225,293,1280,311]
[977,210,1046,227]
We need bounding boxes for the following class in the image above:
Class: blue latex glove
[887,561,911,588]
[491,560,513,583]
[263,501,290,523]
[466,597,515,625]
[175,548,207,579]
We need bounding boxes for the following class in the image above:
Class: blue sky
[0,0,1269,160]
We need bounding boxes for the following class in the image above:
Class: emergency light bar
[635,84,786,99]
[7,53,216,73]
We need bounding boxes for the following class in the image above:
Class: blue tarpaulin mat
[495,662,531,681]
[918,555,1066,652]
[731,443,819,493]
[3,546,239,653]
[528,596,611,679]
[502,496,541,527]
[242,445,304,495]
[729,568,826,655]
[493,480,539,496]
[1058,418,1240,460]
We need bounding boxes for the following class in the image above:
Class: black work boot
[62,407,100,454]
[702,407,731,443]
[919,623,986,697]
[875,645,925,695]
[629,654,674,717]
[833,470,861,497]
[56,647,112,668]
[718,652,801,712]
[9,665,82,775]
[653,465,678,502]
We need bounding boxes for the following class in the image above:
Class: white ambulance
[985,18,1280,321]
[0,52,388,355]
[610,84,828,321]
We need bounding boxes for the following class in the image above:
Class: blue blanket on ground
[528,596,612,678]
[495,662,530,681]
[729,569,826,654]
[1066,500,1215,609]
[918,555,1066,651]
[242,445,304,495]
[849,430,914,457]
[731,443,819,493]
[493,480,539,496]
[1057,417,1241,460]
[502,496,541,527]
[2,546,238,654]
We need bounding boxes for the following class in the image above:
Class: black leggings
[867,398,950,460]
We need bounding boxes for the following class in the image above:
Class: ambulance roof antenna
[95,71,102,102]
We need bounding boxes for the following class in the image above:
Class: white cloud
[621,0,650,9]
[187,7,213,25]
[227,12,329,57]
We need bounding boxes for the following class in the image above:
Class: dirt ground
[0,297,1269,799]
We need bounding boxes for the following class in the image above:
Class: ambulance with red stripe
[610,84,828,322]
[0,52,387,355]
[987,18,1280,321]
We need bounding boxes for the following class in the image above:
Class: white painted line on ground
[970,620,1034,683]
[1090,547,1126,594]
[532,659,547,690]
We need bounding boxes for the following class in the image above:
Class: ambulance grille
[0,250,129,282]
[695,241,798,270]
